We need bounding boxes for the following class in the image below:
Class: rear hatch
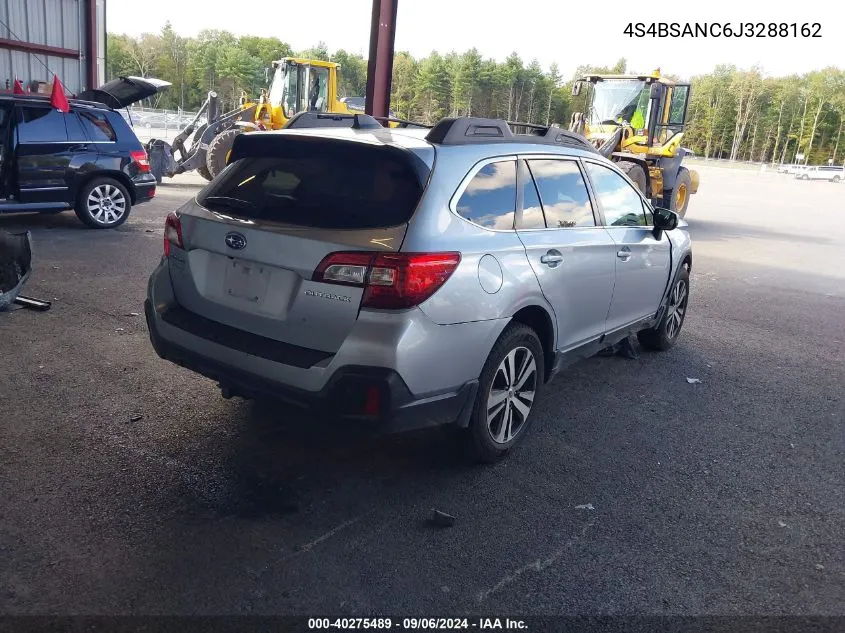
[167,132,432,355]
[79,76,172,109]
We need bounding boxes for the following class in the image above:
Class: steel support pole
[85,0,98,90]
[364,0,398,120]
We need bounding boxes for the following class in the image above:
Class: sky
[106,0,839,80]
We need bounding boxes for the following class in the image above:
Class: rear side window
[78,111,116,141]
[520,167,545,229]
[527,159,595,228]
[455,160,517,230]
[198,137,427,230]
[584,161,648,227]
[16,106,68,143]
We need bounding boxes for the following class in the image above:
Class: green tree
[297,42,330,61]
[332,49,368,98]
[415,52,450,123]
[391,51,418,119]
[106,34,136,80]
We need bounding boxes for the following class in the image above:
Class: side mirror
[571,81,582,97]
[652,206,678,238]
[649,82,665,100]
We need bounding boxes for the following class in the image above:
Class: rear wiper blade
[201,195,254,211]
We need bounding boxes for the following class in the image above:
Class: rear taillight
[313,252,461,310]
[163,212,183,256]
[130,149,150,173]
[314,252,374,286]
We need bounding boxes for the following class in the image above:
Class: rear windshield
[197,136,429,230]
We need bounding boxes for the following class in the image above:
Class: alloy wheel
[665,278,688,340]
[486,346,537,444]
[87,184,127,226]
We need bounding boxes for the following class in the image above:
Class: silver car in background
[145,114,693,462]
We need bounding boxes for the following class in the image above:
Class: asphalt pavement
[0,165,842,618]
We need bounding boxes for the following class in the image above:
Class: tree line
[107,23,845,165]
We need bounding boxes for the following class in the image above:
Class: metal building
[0,0,106,96]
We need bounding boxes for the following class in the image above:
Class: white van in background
[785,164,808,175]
[796,166,843,182]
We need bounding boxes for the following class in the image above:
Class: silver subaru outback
[145,113,692,462]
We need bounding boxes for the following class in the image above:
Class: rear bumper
[144,296,478,433]
[133,180,156,204]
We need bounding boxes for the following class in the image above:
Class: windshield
[590,79,649,127]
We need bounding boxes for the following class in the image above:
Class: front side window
[526,159,595,228]
[16,106,69,143]
[283,65,299,117]
[455,160,517,230]
[584,161,648,227]
[668,85,690,126]
[269,65,285,107]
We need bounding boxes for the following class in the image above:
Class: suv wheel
[75,178,131,229]
[464,323,544,463]
[638,265,690,351]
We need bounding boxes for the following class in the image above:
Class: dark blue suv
[0,77,170,229]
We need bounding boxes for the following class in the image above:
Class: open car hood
[79,76,171,109]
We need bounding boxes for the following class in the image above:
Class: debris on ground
[1,231,52,313]
[115,328,125,332]
[574,503,595,511]
[686,377,702,384]
[0,230,32,311]
[778,520,787,528]
[599,335,639,360]
[126,312,140,317]
[430,509,455,527]
[815,564,825,571]
[14,296,51,311]
[129,414,143,422]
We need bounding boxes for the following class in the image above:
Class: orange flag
[50,76,70,113]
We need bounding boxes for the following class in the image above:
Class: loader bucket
[146,139,179,183]
[0,230,33,311]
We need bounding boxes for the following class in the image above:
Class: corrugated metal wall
[0,0,94,94]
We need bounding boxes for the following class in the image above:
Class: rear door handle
[540,250,564,267]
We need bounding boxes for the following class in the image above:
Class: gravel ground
[0,165,842,620]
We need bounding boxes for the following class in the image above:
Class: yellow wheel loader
[570,69,700,217]
[149,58,377,182]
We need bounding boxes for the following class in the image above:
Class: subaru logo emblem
[225,232,246,250]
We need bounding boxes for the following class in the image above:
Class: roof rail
[283,112,383,130]
[424,116,597,152]
[0,92,106,109]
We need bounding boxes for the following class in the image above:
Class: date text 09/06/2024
[624,22,822,38]
[307,618,528,630]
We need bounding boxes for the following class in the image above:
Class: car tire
[618,160,648,196]
[638,264,690,351]
[74,177,132,229]
[669,167,692,218]
[206,129,240,179]
[832,176,841,183]
[463,323,545,464]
